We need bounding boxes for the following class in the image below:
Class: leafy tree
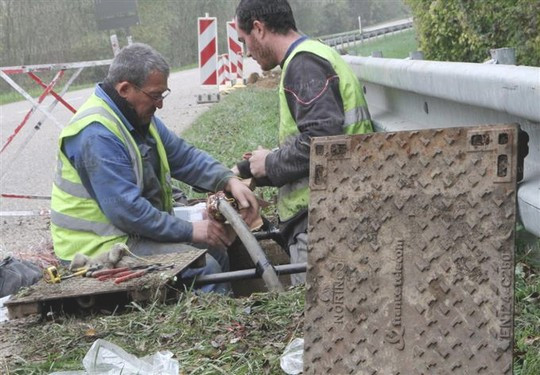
[405,0,540,66]
[289,0,410,36]
[0,0,411,93]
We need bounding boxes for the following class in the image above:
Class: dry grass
[4,287,305,374]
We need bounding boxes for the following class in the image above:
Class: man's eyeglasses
[133,83,171,102]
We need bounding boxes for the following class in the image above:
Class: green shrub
[405,0,540,66]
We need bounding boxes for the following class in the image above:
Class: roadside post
[110,34,120,56]
[226,20,244,85]
[197,13,220,103]
[218,54,231,86]
[95,0,139,55]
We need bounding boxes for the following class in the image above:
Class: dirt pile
[248,70,281,89]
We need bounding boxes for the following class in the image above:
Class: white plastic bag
[50,339,179,375]
[0,295,10,323]
[280,338,304,375]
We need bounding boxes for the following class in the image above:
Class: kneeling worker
[50,43,259,293]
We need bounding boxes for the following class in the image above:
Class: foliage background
[405,0,540,66]
[0,0,410,66]
[0,0,409,90]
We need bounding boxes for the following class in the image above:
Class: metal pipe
[185,263,307,286]
[218,199,284,292]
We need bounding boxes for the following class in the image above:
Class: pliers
[91,264,174,284]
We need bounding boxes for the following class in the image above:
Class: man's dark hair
[236,0,297,35]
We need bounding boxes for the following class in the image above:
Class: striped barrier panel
[198,16,218,85]
[218,54,231,85]
[236,51,243,82]
[226,21,243,81]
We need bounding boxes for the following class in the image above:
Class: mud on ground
[247,70,281,89]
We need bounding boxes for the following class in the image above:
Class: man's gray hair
[104,43,170,87]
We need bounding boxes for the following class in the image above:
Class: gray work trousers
[287,216,308,286]
[126,238,231,294]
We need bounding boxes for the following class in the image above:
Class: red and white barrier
[218,54,231,86]
[198,16,218,85]
[236,51,243,81]
[226,21,243,81]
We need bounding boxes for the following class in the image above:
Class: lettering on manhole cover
[305,125,516,374]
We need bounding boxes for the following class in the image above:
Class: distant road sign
[94,0,139,31]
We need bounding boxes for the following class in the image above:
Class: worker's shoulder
[73,121,119,142]
[284,52,339,103]
[286,50,336,78]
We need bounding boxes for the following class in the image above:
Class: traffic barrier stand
[0,59,113,196]
[218,54,231,87]
[226,20,243,84]
[234,51,246,88]
[197,14,219,103]
[0,194,52,216]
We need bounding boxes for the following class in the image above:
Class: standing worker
[233,0,373,284]
[51,43,259,293]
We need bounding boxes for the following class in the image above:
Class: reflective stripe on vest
[54,159,92,199]
[51,210,126,237]
[344,106,371,129]
[277,39,373,221]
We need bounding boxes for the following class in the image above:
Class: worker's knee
[180,254,231,295]
[203,254,223,275]
[206,248,230,273]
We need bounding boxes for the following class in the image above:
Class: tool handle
[44,266,61,283]
[114,270,146,284]
[92,267,129,278]
[97,269,133,281]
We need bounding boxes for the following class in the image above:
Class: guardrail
[319,18,413,48]
[344,54,540,237]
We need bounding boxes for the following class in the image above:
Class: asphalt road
[0,59,262,212]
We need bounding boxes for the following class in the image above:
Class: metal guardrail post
[408,51,424,60]
[490,48,516,65]
[318,18,413,51]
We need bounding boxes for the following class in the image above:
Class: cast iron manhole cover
[305,125,517,374]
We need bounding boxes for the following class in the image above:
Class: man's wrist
[215,172,236,192]
[223,175,240,192]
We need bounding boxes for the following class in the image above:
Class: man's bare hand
[249,147,270,178]
[224,177,259,226]
[192,219,235,248]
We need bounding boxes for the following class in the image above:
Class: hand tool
[113,264,175,284]
[91,264,162,281]
[92,267,131,281]
[60,266,99,280]
[43,266,61,283]
[44,265,102,283]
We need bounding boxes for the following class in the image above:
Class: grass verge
[513,228,540,375]
[183,86,280,166]
[5,288,304,374]
[350,29,418,58]
[176,86,280,208]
